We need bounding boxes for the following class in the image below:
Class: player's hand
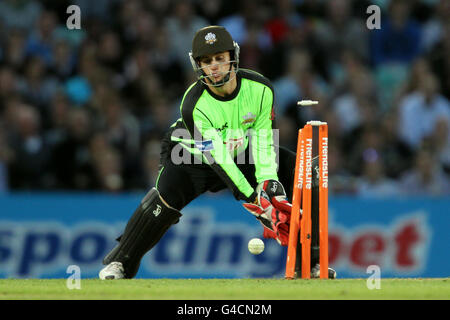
[242,191,275,230]
[262,228,281,245]
[242,190,290,246]
[258,180,292,216]
[255,180,291,246]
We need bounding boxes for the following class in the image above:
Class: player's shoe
[99,262,125,280]
[311,263,337,279]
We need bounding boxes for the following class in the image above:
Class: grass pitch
[0,278,448,300]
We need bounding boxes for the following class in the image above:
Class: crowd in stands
[0,0,449,197]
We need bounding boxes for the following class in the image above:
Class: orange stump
[285,129,303,279]
[319,124,329,279]
[300,124,313,279]
[285,121,329,280]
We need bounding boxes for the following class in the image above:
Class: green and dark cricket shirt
[169,69,279,202]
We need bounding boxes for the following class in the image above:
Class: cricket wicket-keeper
[99,26,333,280]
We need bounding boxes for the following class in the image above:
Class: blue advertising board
[0,192,448,279]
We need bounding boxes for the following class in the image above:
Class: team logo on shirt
[242,112,256,125]
[205,32,217,45]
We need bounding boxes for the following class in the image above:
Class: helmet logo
[205,32,217,45]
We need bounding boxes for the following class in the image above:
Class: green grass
[0,278,448,300]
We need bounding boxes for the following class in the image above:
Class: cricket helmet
[189,26,240,86]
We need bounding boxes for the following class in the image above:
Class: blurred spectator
[396,58,432,98]
[218,0,271,53]
[64,41,100,106]
[392,57,433,112]
[98,93,141,189]
[421,0,450,52]
[73,0,115,22]
[49,107,94,189]
[1,29,27,71]
[379,112,414,178]
[273,50,304,116]
[327,140,357,195]
[0,66,20,105]
[91,142,123,192]
[427,118,450,174]
[123,46,164,116]
[347,124,384,176]
[332,68,376,135]
[400,147,450,196]
[117,0,144,47]
[98,94,140,158]
[0,125,12,192]
[150,26,185,100]
[2,96,23,132]
[49,39,76,81]
[328,49,365,94]
[297,0,326,19]
[427,21,450,99]
[147,0,172,18]
[274,49,328,123]
[264,0,302,46]
[196,0,226,25]
[371,0,424,111]
[166,0,208,72]
[123,46,153,88]
[356,157,400,198]
[129,10,157,48]
[260,15,317,80]
[239,22,267,72]
[370,0,422,67]
[276,116,296,151]
[7,104,50,189]
[24,10,59,65]
[140,96,178,141]
[44,91,71,147]
[397,73,450,150]
[314,0,369,74]
[97,31,124,74]
[17,56,59,109]
[0,0,42,33]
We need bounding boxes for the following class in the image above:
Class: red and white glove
[243,190,290,246]
[259,180,292,245]
[258,180,292,216]
[263,228,281,245]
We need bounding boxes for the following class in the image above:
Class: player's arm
[249,86,291,210]
[245,85,291,244]
[249,85,279,183]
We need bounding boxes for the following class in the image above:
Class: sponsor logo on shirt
[216,122,228,133]
[224,137,244,151]
[195,140,214,151]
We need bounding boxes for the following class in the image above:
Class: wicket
[285,121,329,279]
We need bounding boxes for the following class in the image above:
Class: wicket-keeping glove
[257,180,292,216]
[263,228,281,245]
[242,190,290,246]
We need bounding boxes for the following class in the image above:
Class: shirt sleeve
[250,86,279,183]
[182,104,257,203]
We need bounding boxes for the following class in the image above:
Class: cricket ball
[248,238,264,255]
